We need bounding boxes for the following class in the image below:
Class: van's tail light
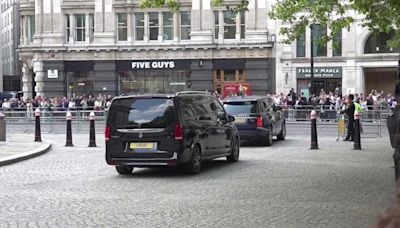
[256,116,263,127]
[105,125,110,141]
[174,123,184,140]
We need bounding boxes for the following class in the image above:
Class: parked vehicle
[223,96,286,146]
[105,91,240,175]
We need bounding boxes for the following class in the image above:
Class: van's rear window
[110,98,175,128]
[223,101,257,115]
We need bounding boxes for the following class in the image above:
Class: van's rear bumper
[106,152,180,166]
[238,128,269,143]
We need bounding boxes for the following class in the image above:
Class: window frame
[135,13,145,41]
[75,14,86,42]
[180,11,191,40]
[162,12,173,41]
[148,12,159,41]
[117,13,128,41]
[223,10,236,40]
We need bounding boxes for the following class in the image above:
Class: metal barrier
[3,110,107,134]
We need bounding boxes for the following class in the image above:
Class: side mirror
[228,115,235,122]
[217,110,226,119]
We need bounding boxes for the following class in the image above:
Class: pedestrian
[387,83,400,180]
[341,94,355,141]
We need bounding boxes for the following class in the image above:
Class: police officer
[387,83,400,180]
[341,94,355,141]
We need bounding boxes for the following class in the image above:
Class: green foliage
[139,0,180,12]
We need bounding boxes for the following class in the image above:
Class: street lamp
[310,25,315,96]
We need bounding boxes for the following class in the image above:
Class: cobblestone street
[0,134,395,227]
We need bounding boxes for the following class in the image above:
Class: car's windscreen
[223,101,257,115]
[109,98,175,128]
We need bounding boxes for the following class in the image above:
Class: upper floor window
[364,31,400,54]
[163,12,173,41]
[117,13,128,41]
[75,14,85,42]
[311,24,327,57]
[223,11,236,39]
[135,13,145,41]
[296,32,306,57]
[240,12,245,39]
[149,12,159,41]
[214,11,219,40]
[27,15,35,43]
[180,11,191,40]
[89,14,94,42]
[66,15,70,42]
[333,30,342,56]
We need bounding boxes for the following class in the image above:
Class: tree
[140,0,400,47]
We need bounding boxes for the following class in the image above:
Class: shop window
[75,14,85,42]
[364,31,400,54]
[223,11,236,39]
[311,24,327,57]
[163,12,173,41]
[333,30,342,56]
[135,13,144,41]
[117,13,128,41]
[213,69,246,95]
[180,11,191,40]
[296,32,305,57]
[149,12,159,41]
[66,71,95,97]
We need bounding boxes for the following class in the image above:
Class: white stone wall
[274,9,399,95]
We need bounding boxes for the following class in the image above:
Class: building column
[85,13,90,43]
[144,13,149,42]
[218,11,223,43]
[33,61,45,97]
[158,12,163,41]
[173,12,179,43]
[69,14,75,43]
[22,64,33,98]
[127,13,132,42]
[235,13,241,41]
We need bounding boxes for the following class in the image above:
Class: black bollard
[88,111,97,147]
[354,111,361,150]
[65,111,73,147]
[34,108,42,142]
[310,110,319,149]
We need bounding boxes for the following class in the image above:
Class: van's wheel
[277,122,286,141]
[116,165,134,175]
[227,139,240,162]
[185,145,202,174]
[265,126,273,146]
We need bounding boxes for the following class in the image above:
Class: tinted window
[223,101,258,115]
[109,98,175,128]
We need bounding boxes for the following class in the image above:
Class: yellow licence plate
[130,143,155,149]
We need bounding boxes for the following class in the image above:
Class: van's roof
[113,92,214,100]
[224,96,266,102]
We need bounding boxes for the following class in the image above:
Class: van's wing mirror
[228,115,235,122]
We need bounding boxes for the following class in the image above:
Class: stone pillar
[173,12,179,43]
[34,0,43,44]
[158,12,163,41]
[85,13,90,43]
[33,61,45,97]
[218,11,223,43]
[22,64,33,98]
[144,13,149,42]
[127,13,132,42]
[93,0,115,43]
[190,0,213,43]
[235,13,241,41]
[69,14,75,43]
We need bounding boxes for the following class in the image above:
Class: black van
[105,92,240,175]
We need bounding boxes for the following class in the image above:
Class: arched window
[364,31,400,54]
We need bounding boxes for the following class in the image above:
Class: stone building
[275,11,400,98]
[1,0,20,92]
[18,0,276,98]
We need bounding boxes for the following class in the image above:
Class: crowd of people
[0,94,113,112]
[0,89,396,112]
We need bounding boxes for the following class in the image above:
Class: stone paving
[0,133,395,227]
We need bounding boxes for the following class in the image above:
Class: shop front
[116,60,192,94]
[296,67,342,98]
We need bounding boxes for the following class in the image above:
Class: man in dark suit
[341,94,355,141]
[388,83,400,180]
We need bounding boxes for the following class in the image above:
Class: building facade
[275,11,400,97]
[18,0,276,98]
[1,0,21,92]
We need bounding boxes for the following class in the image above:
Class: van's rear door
[223,101,259,130]
[106,96,178,158]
